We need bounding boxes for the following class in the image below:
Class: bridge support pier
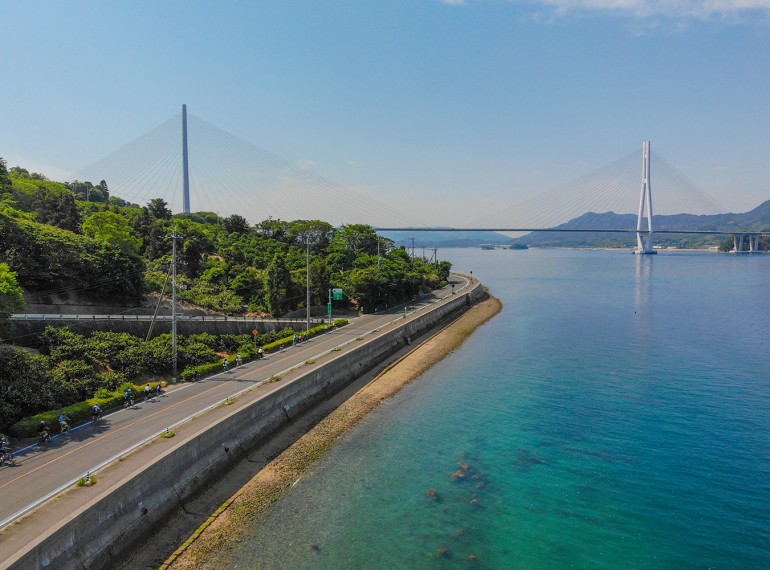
[635,141,656,254]
[734,234,744,253]
[733,233,761,253]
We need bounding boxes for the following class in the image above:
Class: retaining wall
[7,282,486,570]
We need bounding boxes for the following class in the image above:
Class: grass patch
[77,475,97,487]
[304,359,316,365]
[160,430,175,438]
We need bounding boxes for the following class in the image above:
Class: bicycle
[58,415,71,434]
[0,437,16,466]
[123,397,135,409]
[1,448,16,466]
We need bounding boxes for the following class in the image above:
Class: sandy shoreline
[164,294,503,570]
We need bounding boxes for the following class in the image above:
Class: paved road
[0,275,471,529]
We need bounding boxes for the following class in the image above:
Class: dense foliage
[0,156,452,432]
[0,157,450,316]
[0,326,307,433]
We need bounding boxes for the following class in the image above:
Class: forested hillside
[0,156,450,432]
[0,157,450,316]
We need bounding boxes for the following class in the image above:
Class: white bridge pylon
[636,140,656,254]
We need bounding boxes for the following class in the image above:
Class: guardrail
[10,314,323,323]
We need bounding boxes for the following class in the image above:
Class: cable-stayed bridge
[71,106,769,253]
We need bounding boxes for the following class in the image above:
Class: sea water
[227,249,770,569]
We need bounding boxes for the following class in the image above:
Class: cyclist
[144,383,152,401]
[236,354,242,367]
[92,404,102,422]
[124,388,134,408]
[37,421,51,444]
[58,413,70,433]
[258,346,264,359]
[156,383,165,396]
[0,435,14,465]
[223,359,229,372]
[192,369,200,382]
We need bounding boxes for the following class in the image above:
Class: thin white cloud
[297,159,316,169]
[442,0,467,5]
[527,0,770,19]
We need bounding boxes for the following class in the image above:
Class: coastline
[165,293,503,570]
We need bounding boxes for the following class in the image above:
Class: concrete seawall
[7,282,486,570]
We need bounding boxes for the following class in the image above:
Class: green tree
[82,211,142,254]
[0,157,11,194]
[0,263,25,337]
[34,189,81,232]
[265,252,292,316]
[0,345,52,430]
[147,198,172,220]
[223,214,250,235]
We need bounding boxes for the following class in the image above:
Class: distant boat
[479,244,495,250]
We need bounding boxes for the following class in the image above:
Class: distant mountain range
[379,200,770,249]
[380,229,513,249]
[515,199,770,248]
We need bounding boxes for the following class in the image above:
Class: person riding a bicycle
[58,413,70,432]
[144,383,152,400]
[0,435,14,464]
[124,388,134,408]
[37,421,51,443]
[92,404,102,421]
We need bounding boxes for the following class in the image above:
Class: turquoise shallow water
[228,249,770,569]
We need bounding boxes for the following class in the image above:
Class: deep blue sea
[227,249,770,569]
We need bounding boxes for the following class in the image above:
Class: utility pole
[306,241,310,333]
[409,236,415,258]
[170,227,183,378]
[377,235,381,272]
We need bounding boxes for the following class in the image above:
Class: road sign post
[328,288,343,323]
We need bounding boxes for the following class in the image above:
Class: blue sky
[2,0,770,225]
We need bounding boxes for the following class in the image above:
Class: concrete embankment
[5,282,486,570]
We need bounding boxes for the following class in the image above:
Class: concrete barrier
[7,282,487,570]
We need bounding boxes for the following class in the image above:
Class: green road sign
[327,302,333,312]
[332,288,343,300]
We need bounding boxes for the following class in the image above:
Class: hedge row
[180,319,348,380]
[9,381,165,439]
[8,320,349,438]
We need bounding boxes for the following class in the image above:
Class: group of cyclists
[222,349,264,373]
[4,354,263,463]
[0,382,171,463]
[123,383,167,409]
